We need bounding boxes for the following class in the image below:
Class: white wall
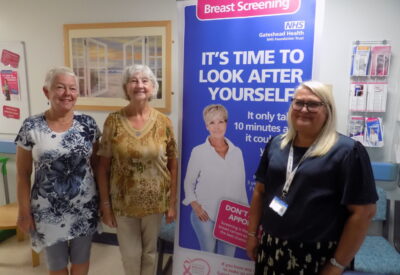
[0,0,181,206]
[0,0,399,204]
[0,0,180,132]
[316,0,400,162]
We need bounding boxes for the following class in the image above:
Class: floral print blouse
[15,112,101,252]
[98,108,177,218]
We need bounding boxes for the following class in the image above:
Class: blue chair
[156,216,174,275]
[354,163,400,274]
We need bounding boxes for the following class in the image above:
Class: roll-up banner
[175,0,317,274]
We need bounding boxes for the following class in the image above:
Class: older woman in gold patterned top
[97,64,178,275]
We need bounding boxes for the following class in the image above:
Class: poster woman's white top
[182,137,248,221]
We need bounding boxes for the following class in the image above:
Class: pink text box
[1,49,20,68]
[213,200,249,249]
[197,0,301,20]
[3,105,20,119]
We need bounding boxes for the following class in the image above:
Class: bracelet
[247,231,257,237]
[330,258,345,270]
[102,201,111,206]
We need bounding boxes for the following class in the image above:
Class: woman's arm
[320,203,376,275]
[238,150,248,205]
[166,157,178,224]
[246,182,265,260]
[16,146,35,234]
[90,142,99,176]
[182,149,210,221]
[182,149,200,205]
[96,155,117,228]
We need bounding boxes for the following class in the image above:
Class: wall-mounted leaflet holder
[351,40,391,78]
[348,40,391,148]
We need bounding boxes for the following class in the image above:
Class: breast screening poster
[175,0,317,274]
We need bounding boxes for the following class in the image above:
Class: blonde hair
[202,104,228,125]
[280,81,338,157]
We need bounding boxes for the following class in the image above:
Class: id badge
[269,196,288,216]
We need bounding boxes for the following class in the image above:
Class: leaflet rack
[347,40,392,148]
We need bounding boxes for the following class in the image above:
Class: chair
[156,216,174,275]
[354,162,400,274]
[0,156,40,267]
[92,216,175,274]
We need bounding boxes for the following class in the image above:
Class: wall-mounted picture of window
[64,21,171,113]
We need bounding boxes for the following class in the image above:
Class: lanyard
[282,142,314,199]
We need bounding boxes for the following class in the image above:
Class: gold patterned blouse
[98,108,177,218]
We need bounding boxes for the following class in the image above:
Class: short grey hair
[43,67,78,91]
[122,64,159,101]
[281,81,338,156]
[203,104,228,125]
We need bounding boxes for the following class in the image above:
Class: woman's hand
[17,214,35,234]
[165,206,176,224]
[319,263,343,275]
[318,204,375,275]
[190,201,210,222]
[246,235,259,261]
[101,205,117,228]
[246,182,265,260]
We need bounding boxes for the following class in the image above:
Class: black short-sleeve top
[255,134,378,242]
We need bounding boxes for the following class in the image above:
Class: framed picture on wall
[64,21,172,113]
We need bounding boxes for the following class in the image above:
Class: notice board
[0,41,30,135]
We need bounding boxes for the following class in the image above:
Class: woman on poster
[2,78,11,101]
[247,81,377,274]
[183,104,248,257]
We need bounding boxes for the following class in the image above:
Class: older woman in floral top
[97,64,178,275]
[15,67,101,275]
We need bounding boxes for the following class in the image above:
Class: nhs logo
[284,21,305,30]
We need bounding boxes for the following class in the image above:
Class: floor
[0,235,172,275]
[0,234,383,275]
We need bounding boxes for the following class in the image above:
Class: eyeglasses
[128,77,151,86]
[291,98,325,113]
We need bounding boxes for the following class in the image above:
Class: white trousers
[116,214,163,275]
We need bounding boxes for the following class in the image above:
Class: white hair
[122,64,159,101]
[43,67,78,91]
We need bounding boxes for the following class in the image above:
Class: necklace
[123,107,152,137]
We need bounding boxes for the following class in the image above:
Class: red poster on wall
[1,49,20,68]
[3,105,20,119]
